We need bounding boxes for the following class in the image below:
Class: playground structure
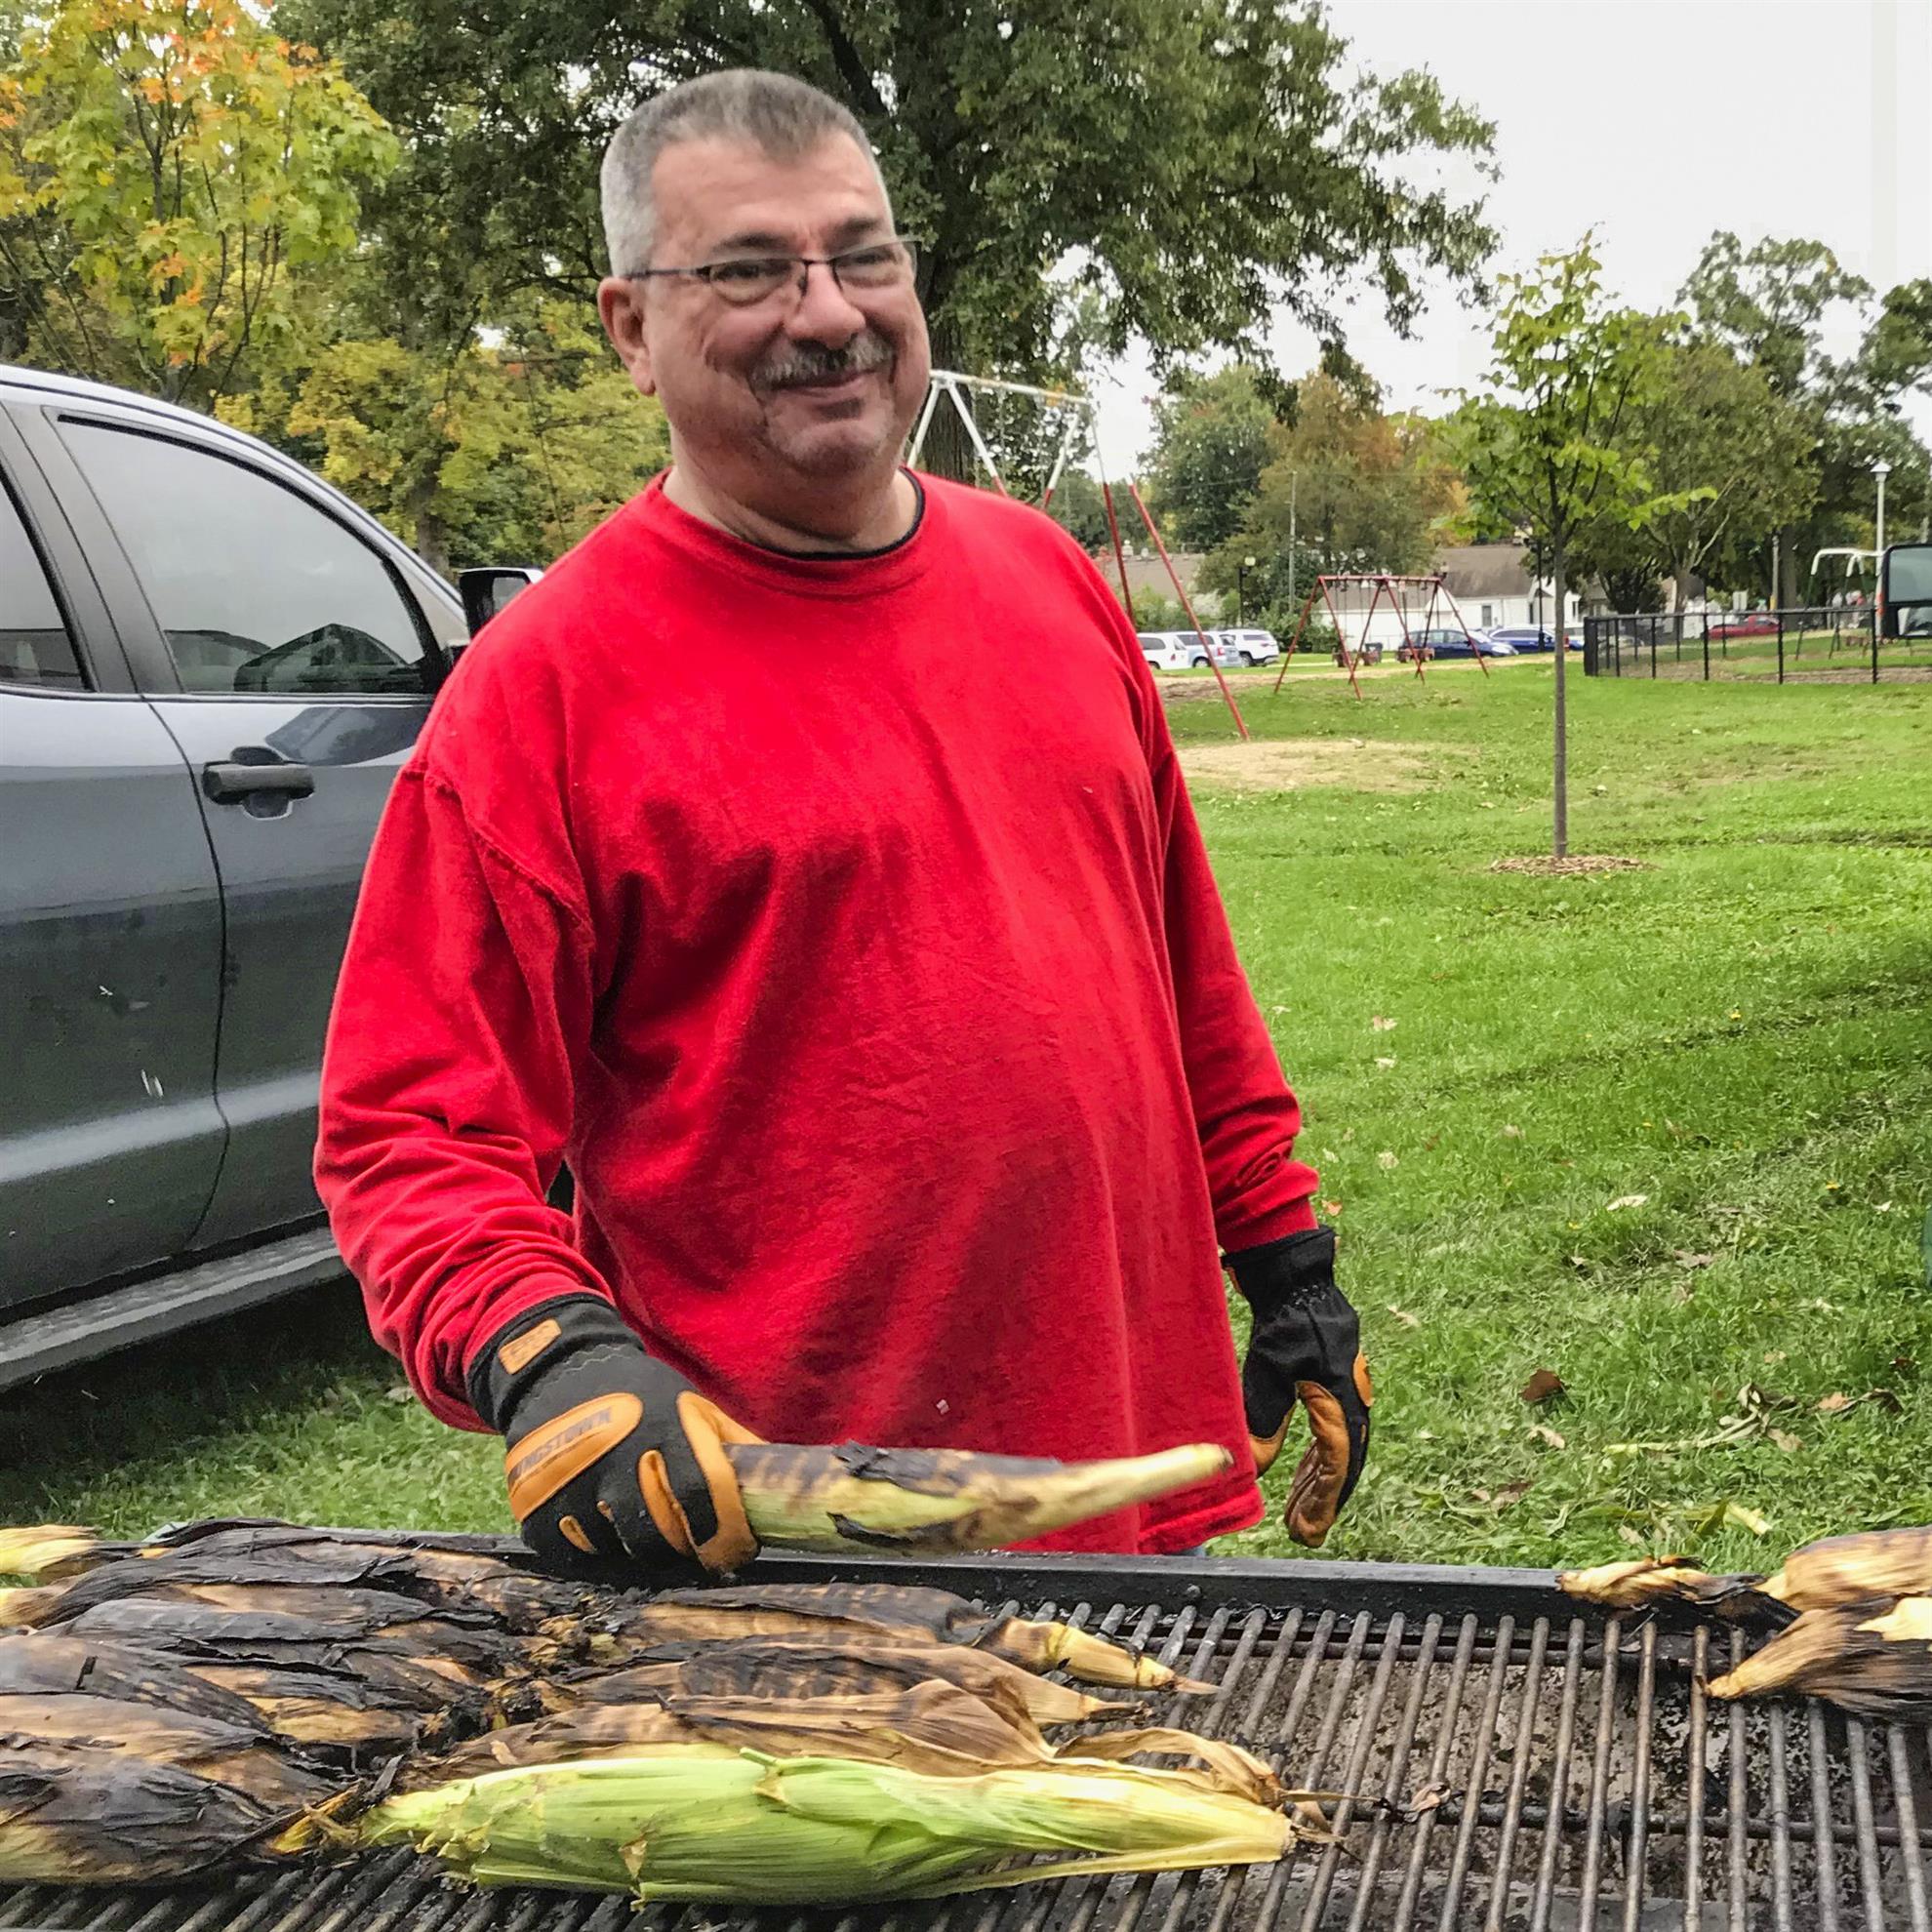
[906,370,1250,738]
[1271,573,1483,699]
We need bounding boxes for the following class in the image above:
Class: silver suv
[0,364,530,1388]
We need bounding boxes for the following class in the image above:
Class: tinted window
[0,477,84,689]
[1889,545,1932,608]
[63,423,429,697]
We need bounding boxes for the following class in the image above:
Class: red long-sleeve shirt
[315,472,1318,1553]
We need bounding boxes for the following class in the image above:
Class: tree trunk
[1551,545,1569,860]
[407,472,452,580]
[917,307,978,484]
[1777,524,1798,608]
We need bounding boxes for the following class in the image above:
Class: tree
[1198,370,1464,634]
[281,0,1498,402]
[1044,467,1115,552]
[1142,367,1277,551]
[222,300,671,573]
[0,0,395,411]
[1449,236,1675,858]
[1571,338,1817,609]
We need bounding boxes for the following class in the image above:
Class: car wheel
[1239,651,1256,666]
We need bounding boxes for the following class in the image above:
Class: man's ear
[598,276,657,395]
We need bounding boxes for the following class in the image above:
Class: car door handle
[202,758,316,805]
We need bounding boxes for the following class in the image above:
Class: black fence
[1582,605,1932,684]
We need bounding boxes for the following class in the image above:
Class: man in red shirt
[315,68,1371,1574]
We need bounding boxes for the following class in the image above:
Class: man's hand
[1227,1226,1372,1548]
[467,1296,760,1575]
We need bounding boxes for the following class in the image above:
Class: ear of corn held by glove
[0,1508,1308,1900]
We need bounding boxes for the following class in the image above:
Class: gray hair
[601,70,889,277]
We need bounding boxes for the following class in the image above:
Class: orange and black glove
[1227,1225,1372,1548]
[466,1295,760,1577]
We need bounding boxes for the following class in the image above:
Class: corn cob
[1555,1558,1781,1622]
[624,1582,1211,1691]
[560,1636,1125,1728]
[723,1441,1230,1555]
[1705,1597,1932,1719]
[361,1747,1294,1902]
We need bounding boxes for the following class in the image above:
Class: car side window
[0,474,85,690]
[61,421,430,698]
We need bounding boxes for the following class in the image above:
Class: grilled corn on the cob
[1705,1596,1932,1719]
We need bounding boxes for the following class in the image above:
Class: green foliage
[0,0,395,409]
[1144,367,1278,551]
[280,0,1497,385]
[1045,467,1115,552]
[1199,370,1465,628]
[223,302,669,572]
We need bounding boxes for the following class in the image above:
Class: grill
[6,1550,1931,1931]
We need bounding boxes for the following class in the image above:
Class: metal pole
[1702,613,1711,681]
[1126,480,1248,740]
[1287,472,1298,615]
[1777,612,1785,685]
[1876,461,1891,560]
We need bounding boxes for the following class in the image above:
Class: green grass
[7,663,1932,1584]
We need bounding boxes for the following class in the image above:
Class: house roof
[1434,542,1535,599]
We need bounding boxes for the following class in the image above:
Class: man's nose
[785,258,869,342]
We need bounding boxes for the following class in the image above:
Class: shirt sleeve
[1062,542,1320,1252]
[313,757,614,1430]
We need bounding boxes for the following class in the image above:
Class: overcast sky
[1083,0,1932,476]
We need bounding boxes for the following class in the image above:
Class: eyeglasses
[628,235,919,307]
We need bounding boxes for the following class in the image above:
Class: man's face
[600,133,931,512]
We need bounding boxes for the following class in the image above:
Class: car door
[0,400,226,1308]
[21,400,457,1251]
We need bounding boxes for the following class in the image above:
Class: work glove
[466,1294,760,1576]
[1227,1225,1372,1548]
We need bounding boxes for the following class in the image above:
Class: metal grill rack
[4,1550,1929,1931]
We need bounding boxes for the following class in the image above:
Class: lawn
[6,661,1932,1584]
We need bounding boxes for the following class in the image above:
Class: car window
[0,473,85,690]
[62,422,430,698]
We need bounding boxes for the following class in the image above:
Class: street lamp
[1875,459,1893,561]
[1237,554,1257,626]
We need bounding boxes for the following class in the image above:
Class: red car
[1707,612,1779,639]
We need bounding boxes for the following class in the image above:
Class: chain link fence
[1583,606,1932,684]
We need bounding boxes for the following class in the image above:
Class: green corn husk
[361,1747,1293,1904]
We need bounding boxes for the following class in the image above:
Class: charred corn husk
[1555,1558,1782,1622]
[724,1441,1230,1557]
[0,1695,342,1812]
[0,1630,268,1729]
[561,1636,1125,1728]
[0,1746,320,1882]
[628,1582,1212,1692]
[1758,1529,1932,1613]
[362,1747,1294,1902]
[1706,1596,1932,1719]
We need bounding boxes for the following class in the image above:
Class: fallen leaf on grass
[1672,1250,1716,1270]
[1722,1502,1773,1537]
[1618,1524,1645,1548]
[1386,1305,1421,1329]
[1870,1388,1905,1415]
[1494,1479,1533,1510]
[1519,1368,1566,1404]
[1605,1193,1650,1213]
[1375,1056,1397,1069]
[1371,1015,1397,1032]
[1770,1429,1803,1454]
[1502,1122,1524,1139]
[1530,1424,1567,1449]
[1378,1150,1399,1170]
[384,1384,414,1405]
[1817,1392,1853,1414]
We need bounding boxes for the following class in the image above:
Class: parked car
[1207,627,1281,666]
[0,362,535,1390]
[1706,611,1780,640]
[1137,629,1202,668]
[1480,625,1582,654]
[1396,624,1509,662]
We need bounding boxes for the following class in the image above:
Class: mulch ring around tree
[1489,854,1650,877]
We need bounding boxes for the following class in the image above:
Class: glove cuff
[466,1294,637,1433]
[1227,1224,1338,1316]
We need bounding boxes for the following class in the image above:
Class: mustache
[751,332,894,394]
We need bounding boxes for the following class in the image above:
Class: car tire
[1239,651,1256,666]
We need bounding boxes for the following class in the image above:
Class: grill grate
[6,1560,1932,1931]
